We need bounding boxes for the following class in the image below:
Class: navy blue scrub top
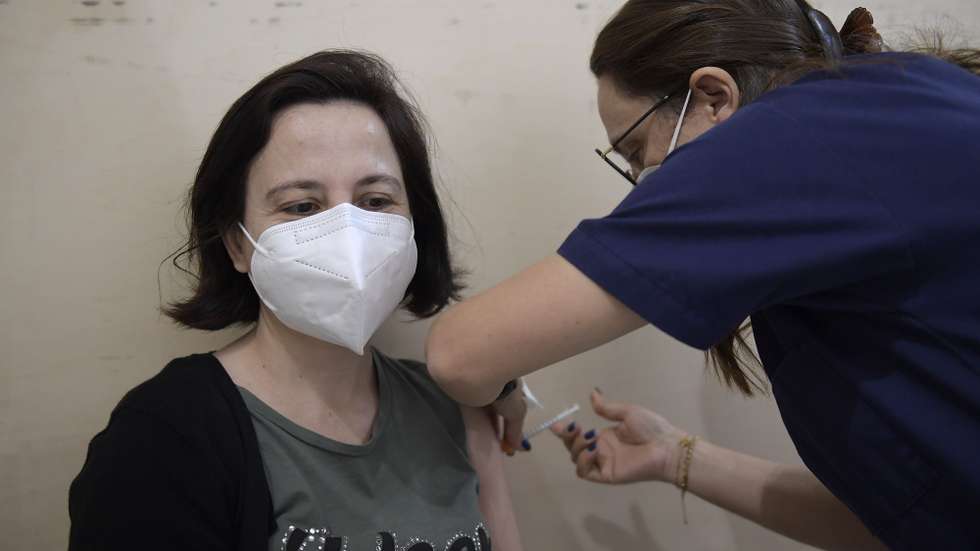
[559,53,980,549]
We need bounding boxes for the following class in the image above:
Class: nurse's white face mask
[238,202,418,355]
[635,88,694,184]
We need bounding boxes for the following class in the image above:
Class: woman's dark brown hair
[164,50,463,329]
[591,0,980,395]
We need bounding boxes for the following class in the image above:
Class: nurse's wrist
[660,431,697,485]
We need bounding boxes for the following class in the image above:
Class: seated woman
[68,50,522,551]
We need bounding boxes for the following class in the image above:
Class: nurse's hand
[490,385,528,455]
[551,389,686,484]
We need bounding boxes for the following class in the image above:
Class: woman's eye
[360,196,394,211]
[284,202,320,216]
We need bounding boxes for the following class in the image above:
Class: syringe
[501,403,580,454]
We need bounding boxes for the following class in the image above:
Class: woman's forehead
[268,102,393,154]
[249,102,403,196]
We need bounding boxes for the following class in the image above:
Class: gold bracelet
[674,435,698,525]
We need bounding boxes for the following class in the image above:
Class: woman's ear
[689,67,741,125]
[223,225,251,274]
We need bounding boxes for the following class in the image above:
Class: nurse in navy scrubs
[426,0,980,549]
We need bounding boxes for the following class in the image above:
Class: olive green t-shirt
[237,348,489,551]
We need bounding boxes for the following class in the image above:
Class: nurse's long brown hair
[591,0,980,396]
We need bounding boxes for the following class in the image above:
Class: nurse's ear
[688,67,741,126]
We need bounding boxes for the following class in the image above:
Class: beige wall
[1,1,977,549]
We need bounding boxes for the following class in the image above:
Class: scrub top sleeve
[559,104,912,350]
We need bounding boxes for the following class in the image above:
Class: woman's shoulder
[372,349,465,418]
[93,353,251,462]
[116,353,234,423]
[372,348,470,452]
[372,348,430,387]
[75,352,249,491]
[372,349,446,396]
[69,353,257,547]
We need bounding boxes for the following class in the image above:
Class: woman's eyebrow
[265,179,320,201]
[356,174,403,190]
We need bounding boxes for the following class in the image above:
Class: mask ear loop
[635,88,695,184]
[667,88,693,153]
[238,222,270,257]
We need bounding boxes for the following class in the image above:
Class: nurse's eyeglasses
[595,91,677,186]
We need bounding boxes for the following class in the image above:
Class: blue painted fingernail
[584,430,596,440]
[522,438,531,451]
[567,422,576,432]
[588,443,597,452]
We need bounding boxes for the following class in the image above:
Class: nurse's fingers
[591,389,629,422]
[550,420,580,451]
[569,427,598,460]
[492,390,528,452]
[575,440,599,479]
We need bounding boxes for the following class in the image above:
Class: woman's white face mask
[240,202,418,355]
[636,88,693,183]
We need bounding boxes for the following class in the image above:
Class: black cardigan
[68,354,274,551]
